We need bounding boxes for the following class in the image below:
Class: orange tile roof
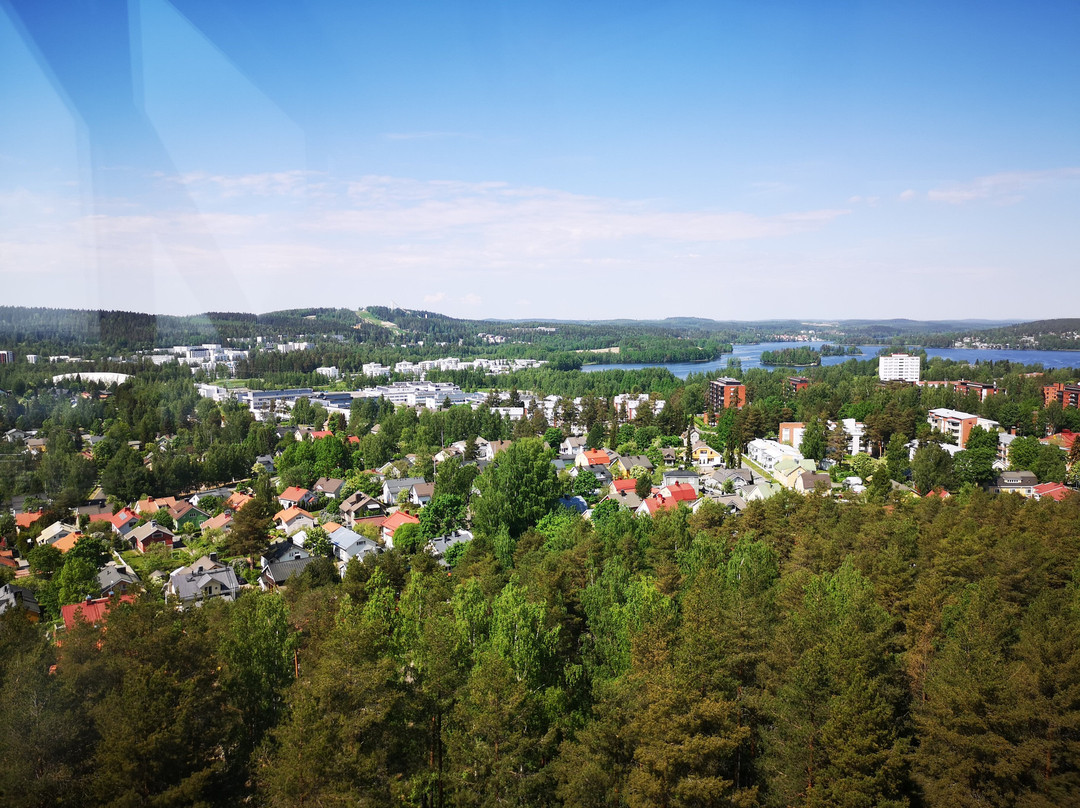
[274,507,313,524]
[582,448,610,464]
[382,510,420,535]
[225,491,253,511]
[15,511,44,530]
[662,482,697,502]
[53,532,84,553]
[612,478,638,492]
[280,486,310,502]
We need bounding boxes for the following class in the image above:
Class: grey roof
[263,556,318,585]
[167,557,240,602]
[129,521,175,542]
[558,496,588,514]
[97,561,140,595]
[384,477,425,496]
[997,470,1038,486]
[427,529,473,559]
[260,540,310,567]
[0,584,40,617]
[617,455,655,470]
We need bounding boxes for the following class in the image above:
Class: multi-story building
[878,353,921,383]
[0,351,14,364]
[1043,382,1080,409]
[926,408,1000,449]
[788,376,810,395]
[708,377,746,411]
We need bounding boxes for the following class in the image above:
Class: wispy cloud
[927,167,1080,204]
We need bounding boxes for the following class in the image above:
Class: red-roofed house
[611,478,638,494]
[636,495,682,516]
[61,594,136,631]
[279,487,315,510]
[576,448,612,468]
[274,507,315,534]
[347,435,361,445]
[382,510,420,548]
[136,496,180,516]
[108,507,140,537]
[1033,482,1073,502]
[15,511,44,531]
[225,491,254,511]
[657,481,697,503]
[53,532,84,554]
[201,512,233,534]
[310,430,333,440]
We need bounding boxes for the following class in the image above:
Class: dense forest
[4,488,1080,807]
[759,347,821,366]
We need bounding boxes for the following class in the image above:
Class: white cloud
[0,171,852,315]
[899,189,917,202]
[927,168,1080,204]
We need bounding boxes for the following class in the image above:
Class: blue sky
[1,0,1078,321]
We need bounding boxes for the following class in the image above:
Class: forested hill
[918,318,1080,350]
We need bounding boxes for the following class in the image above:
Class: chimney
[208,552,218,562]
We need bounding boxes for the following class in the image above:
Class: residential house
[225,491,254,512]
[201,511,233,534]
[107,507,139,537]
[130,521,175,554]
[338,491,385,527]
[743,482,782,501]
[705,467,755,492]
[611,455,654,478]
[483,440,513,460]
[135,496,180,516]
[167,554,241,604]
[274,507,315,535]
[0,584,40,622]
[694,492,747,514]
[794,472,833,494]
[656,481,698,504]
[261,556,319,590]
[775,458,818,489]
[599,489,644,511]
[559,436,586,457]
[61,594,136,631]
[52,531,84,554]
[575,448,613,469]
[97,560,140,597]
[14,511,44,532]
[609,477,639,496]
[382,477,425,505]
[573,464,613,488]
[690,442,722,467]
[314,477,345,500]
[1033,482,1073,501]
[39,521,80,546]
[278,486,315,510]
[259,540,310,569]
[427,529,473,565]
[169,501,209,531]
[325,523,383,566]
[991,470,1039,497]
[410,482,435,506]
[381,510,420,549]
[254,455,275,475]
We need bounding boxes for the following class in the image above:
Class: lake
[580,341,1080,379]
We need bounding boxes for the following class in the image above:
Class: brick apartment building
[708,377,746,411]
[1044,382,1080,409]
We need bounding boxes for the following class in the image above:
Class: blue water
[580,341,1080,379]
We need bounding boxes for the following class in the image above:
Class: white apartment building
[878,353,921,383]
